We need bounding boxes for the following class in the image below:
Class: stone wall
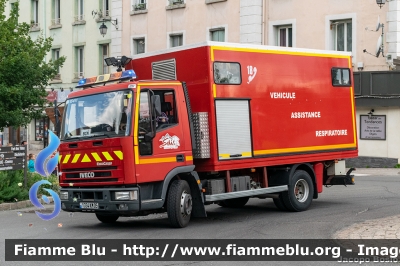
[346,156,399,168]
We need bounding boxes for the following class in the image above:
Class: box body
[129,42,358,172]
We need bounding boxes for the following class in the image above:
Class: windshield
[61,90,133,140]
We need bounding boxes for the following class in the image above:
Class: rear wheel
[282,170,314,212]
[218,197,249,208]
[167,180,192,228]
[95,213,119,223]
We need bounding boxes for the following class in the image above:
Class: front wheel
[167,180,192,228]
[281,170,314,212]
[95,213,119,223]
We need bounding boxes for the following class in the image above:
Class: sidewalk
[335,168,400,239]
[351,168,400,177]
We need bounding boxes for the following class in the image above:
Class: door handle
[176,154,184,162]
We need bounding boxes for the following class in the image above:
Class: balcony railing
[30,22,39,28]
[102,10,110,17]
[74,15,85,22]
[74,72,84,79]
[51,18,61,26]
[169,0,184,5]
[133,3,147,10]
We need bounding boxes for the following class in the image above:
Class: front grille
[65,171,112,179]
[62,178,118,183]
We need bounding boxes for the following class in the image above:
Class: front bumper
[60,187,140,214]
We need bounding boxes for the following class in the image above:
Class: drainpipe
[262,0,266,45]
[43,0,46,39]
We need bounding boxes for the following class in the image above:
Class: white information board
[360,115,386,140]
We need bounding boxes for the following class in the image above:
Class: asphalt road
[1,174,400,266]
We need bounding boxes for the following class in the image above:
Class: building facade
[1,0,398,165]
[2,0,121,152]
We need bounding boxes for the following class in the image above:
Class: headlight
[60,191,68,200]
[115,191,138,200]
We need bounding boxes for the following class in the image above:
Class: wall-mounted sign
[57,90,71,103]
[360,115,386,140]
[46,91,58,102]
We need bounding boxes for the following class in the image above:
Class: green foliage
[0,0,66,130]
[394,164,400,169]
[0,170,26,203]
[0,170,59,203]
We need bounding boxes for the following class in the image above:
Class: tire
[218,197,249,208]
[282,170,314,212]
[273,194,288,211]
[95,213,119,223]
[167,180,193,228]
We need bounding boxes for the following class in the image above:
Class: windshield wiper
[63,133,112,141]
[88,133,112,138]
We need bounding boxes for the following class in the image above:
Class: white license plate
[79,202,99,209]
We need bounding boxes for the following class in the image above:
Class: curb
[0,197,54,211]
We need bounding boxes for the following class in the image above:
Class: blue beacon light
[78,78,86,85]
[121,70,137,79]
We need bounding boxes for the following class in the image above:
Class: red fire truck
[59,42,357,228]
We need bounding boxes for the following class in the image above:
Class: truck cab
[59,70,203,227]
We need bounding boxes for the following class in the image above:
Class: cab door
[134,84,192,184]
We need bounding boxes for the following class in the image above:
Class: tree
[0,0,66,130]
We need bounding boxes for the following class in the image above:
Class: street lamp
[99,22,107,37]
[377,0,385,9]
[98,18,118,37]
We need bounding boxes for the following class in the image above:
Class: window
[211,29,225,42]
[102,0,109,16]
[214,62,241,85]
[170,34,183,47]
[277,25,292,47]
[76,0,84,21]
[332,20,352,52]
[100,44,109,74]
[133,0,146,11]
[138,89,178,155]
[52,49,61,79]
[52,0,61,25]
[133,38,145,54]
[11,2,16,10]
[331,68,351,87]
[138,91,152,155]
[61,90,133,140]
[32,0,39,26]
[156,90,178,130]
[75,46,84,79]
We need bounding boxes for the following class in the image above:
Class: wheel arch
[161,165,206,218]
[289,164,317,199]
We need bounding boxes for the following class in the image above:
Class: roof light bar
[76,70,137,89]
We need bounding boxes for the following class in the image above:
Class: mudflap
[187,171,207,218]
[324,167,355,186]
